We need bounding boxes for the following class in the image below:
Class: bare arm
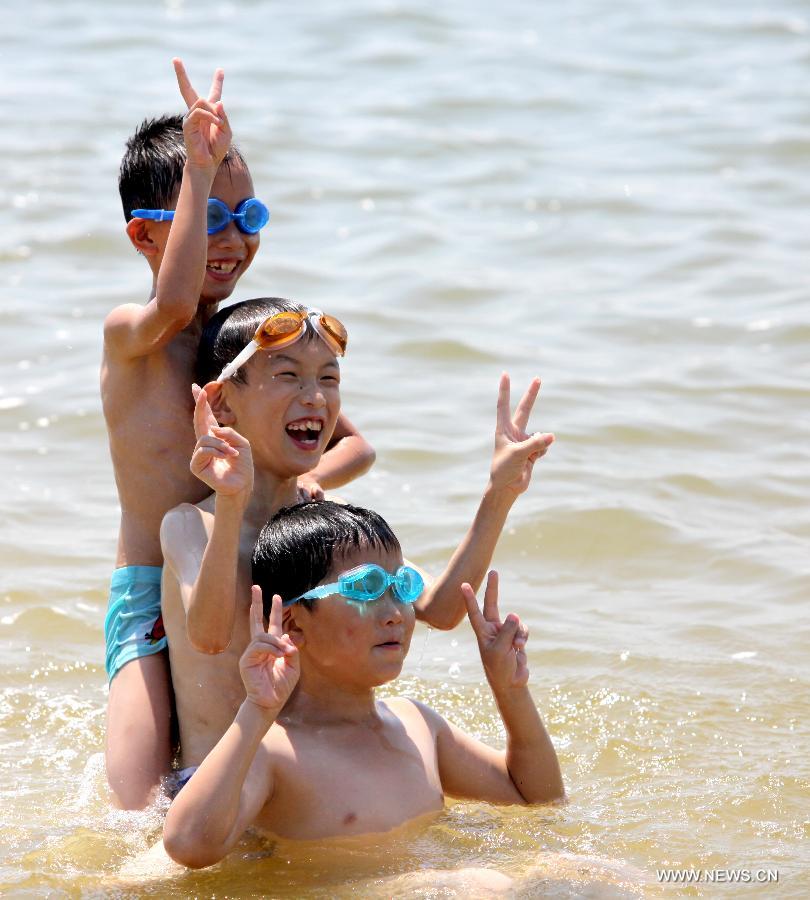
[182,386,254,653]
[105,62,229,361]
[163,591,299,869]
[415,374,554,630]
[424,574,562,805]
[298,412,375,495]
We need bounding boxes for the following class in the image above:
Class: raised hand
[189,383,254,499]
[489,373,554,496]
[173,57,231,170]
[240,587,300,711]
[463,571,529,690]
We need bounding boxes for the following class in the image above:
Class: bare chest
[258,716,444,840]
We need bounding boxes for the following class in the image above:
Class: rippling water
[2,0,809,896]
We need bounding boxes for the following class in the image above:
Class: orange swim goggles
[216,309,348,382]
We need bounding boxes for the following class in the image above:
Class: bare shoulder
[103,303,146,357]
[379,696,445,734]
[160,502,212,567]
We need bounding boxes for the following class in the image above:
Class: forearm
[187,494,246,653]
[163,700,275,868]
[493,685,564,804]
[417,484,515,630]
[155,163,215,319]
[304,433,375,490]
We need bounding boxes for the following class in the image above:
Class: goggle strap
[216,340,260,383]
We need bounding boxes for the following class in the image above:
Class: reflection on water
[2,0,809,896]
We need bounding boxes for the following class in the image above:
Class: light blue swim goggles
[284,564,424,607]
[130,197,270,235]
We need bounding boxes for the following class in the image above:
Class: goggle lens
[206,198,271,235]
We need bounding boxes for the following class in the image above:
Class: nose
[377,591,403,625]
[210,219,243,250]
[299,378,326,408]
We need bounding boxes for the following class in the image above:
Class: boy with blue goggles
[131,196,270,235]
[284,563,424,607]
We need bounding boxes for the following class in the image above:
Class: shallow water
[2,0,809,896]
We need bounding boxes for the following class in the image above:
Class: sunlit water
[2,0,809,896]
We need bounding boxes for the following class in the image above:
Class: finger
[185,108,223,130]
[493,613,520,653]
[462,582,487,633]
[481,570,500,622]
[196,434,239,455]
[268,594,284,638]
[515,431,554,458]
[496,372,511,433]
[191,382,202,402]
[512,377,541,432]
[250,585,265,638]
[513,622,529,651]
[211,425,251,450]
[193,387,211,438]
[173,57,199,108]
[208,67,224,103]
[190,446,230,469]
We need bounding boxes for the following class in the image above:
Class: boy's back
[102,319,210,566]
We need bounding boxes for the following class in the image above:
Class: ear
[283,607,306,648]
[126,217,160,257]
[202,380,236,426]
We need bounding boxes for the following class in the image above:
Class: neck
[282,668,379,726]
[242,467,300,530]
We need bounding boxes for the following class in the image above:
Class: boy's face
[144,159,260,305]
[223,335,341,477]
[288,544,416,689]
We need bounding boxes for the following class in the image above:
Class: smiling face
[286,544,416,689]
[138,158,260,307]
[220,334,341,477]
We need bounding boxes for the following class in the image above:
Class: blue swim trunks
[104,566,167,683]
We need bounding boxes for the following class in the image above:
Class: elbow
[189,634,231,655]
[524,778,566,806]
[355,439,376,476]
[155,296,197,331]
[163,828,223,870]
[417,601,466,632]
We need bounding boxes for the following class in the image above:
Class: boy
[162,501,564,868]
[102,61,373,809]
[160,294,553,779]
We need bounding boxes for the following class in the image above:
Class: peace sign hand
[172,58,231,170]
[189,383,254,501]
[239,587,300,713]
[463,571,530,691]
[489,373,554,496]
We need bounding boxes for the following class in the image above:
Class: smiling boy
[162,501,564,868]
[102,62,373,809]
[159,294,553,783]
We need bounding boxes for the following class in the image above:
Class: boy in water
[102,62,373,809]
[160,295,553,781]
[162,501,564,867]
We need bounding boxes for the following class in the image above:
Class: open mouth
[206,259,240,281]
[285,418,323,451]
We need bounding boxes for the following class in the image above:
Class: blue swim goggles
[284,564,424,607]
[130,197,270,235]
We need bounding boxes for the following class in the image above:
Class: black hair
[195,296,313,386]
[118,114,247,222]
[252,501,401,616]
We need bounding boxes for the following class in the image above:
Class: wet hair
[252,501,401,615]
[195,297,313,386]
[118,114,247,222]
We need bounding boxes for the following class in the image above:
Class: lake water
[2,0,809,896]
